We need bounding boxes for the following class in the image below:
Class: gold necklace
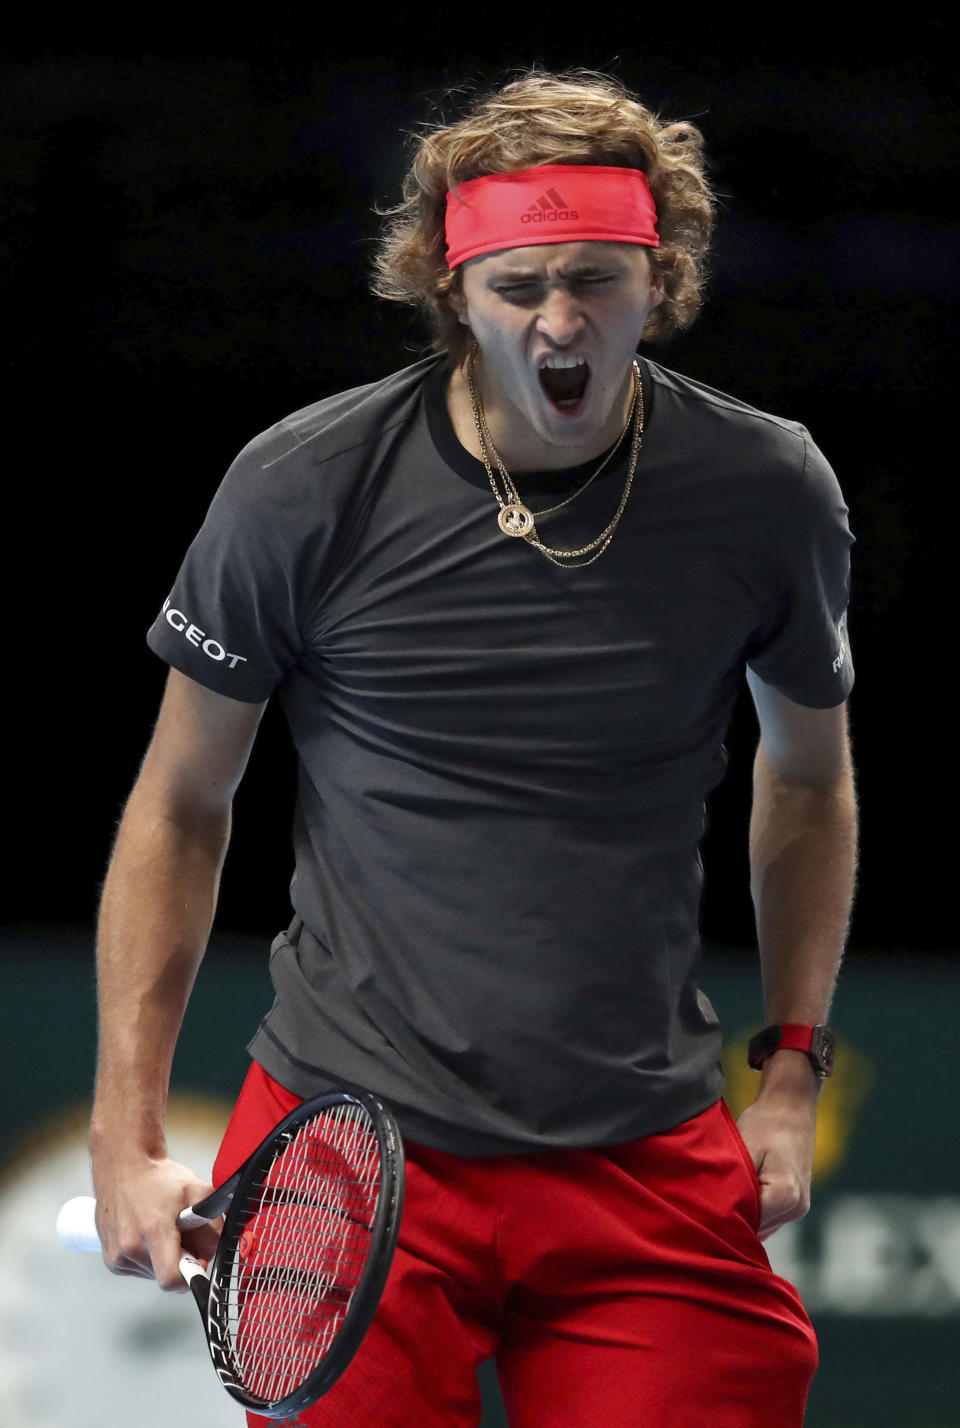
[464,343,644,568]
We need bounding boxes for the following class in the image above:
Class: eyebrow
[490,261,623,281]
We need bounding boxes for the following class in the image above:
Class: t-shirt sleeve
[146,426,306,702]
[746,429,854,708]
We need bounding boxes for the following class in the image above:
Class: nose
[536,285,586,346]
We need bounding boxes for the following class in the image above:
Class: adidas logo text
[521,188,580,224]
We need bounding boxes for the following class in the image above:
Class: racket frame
[195,1089,404,1421]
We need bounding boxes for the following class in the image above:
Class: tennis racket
[57,1089,404,1421]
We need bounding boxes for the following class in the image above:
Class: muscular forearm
[87,672,262,1286]
[749,743,858,1029]
[90,784,231,1159]
[739,741,858,1235]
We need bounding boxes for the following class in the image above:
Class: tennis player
[90,69,857,1425]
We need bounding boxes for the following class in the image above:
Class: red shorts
[214,1062,817,1427]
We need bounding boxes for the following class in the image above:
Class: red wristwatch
[747,1023,835,1078]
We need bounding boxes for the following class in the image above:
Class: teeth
[540,355,587,369]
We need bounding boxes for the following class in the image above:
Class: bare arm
[89,668,265,1288]
[736,669,858,1238]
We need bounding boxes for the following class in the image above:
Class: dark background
[3,13,955,960]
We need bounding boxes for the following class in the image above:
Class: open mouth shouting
[538,354,590,414]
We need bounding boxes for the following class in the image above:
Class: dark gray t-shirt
[147,354,854,1155]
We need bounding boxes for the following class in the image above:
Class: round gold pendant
[498,503,536,538]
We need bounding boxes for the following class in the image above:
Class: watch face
[812,1026,836,1075]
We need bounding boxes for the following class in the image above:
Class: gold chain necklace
[464,343,644,569]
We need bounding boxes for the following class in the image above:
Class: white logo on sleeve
[162,599,248,669]
[832,612,848,674]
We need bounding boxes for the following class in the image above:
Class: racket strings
[223,1101,383,1404]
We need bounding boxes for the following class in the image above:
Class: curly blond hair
[372,69,714,366]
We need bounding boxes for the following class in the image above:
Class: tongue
[540,364,588,404]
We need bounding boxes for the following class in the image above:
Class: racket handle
[179,1253,211,1290]
[177,1208,211,1230]
[56,1194,213,1265]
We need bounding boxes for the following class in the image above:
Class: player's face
[457,240,662,458]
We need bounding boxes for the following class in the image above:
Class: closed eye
[494,275,617,298]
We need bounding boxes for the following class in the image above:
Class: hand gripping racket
[58,1090,404,1421]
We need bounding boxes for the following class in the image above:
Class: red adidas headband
[444,164,660,269]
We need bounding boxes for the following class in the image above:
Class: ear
[446,269,470,325]
[643,250,665,308]
[449,292,470,326]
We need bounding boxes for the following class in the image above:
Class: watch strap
[747,1023,835,1077]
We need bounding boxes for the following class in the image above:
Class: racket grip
[56,1195,213,1253]
[180,1254,211,1290]
[177,1208,211,1230]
